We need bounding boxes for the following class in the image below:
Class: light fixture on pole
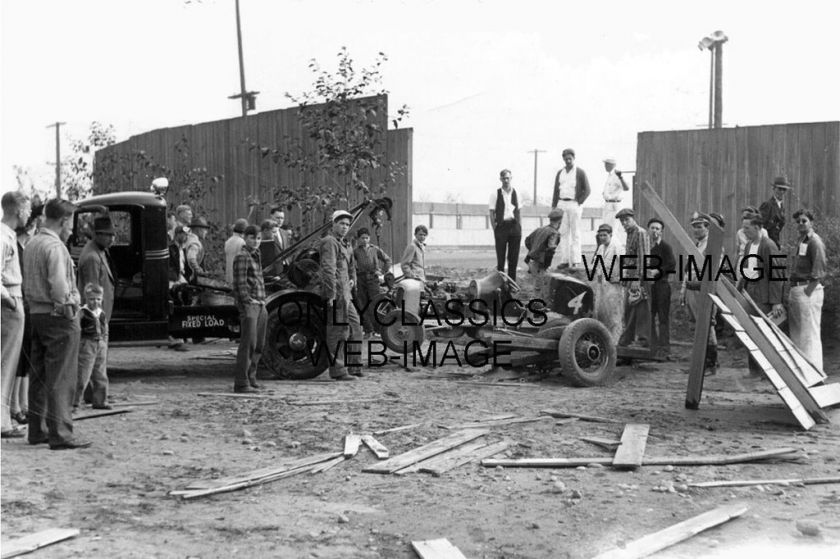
[229,0,259,116]
[698,30,728,129]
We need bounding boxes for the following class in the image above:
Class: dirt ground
[2,264,840,559]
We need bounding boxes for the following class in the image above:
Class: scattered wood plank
[74,409,131,421]
[612,424,650,470]
[420,440,512,477]
[580,437,621,451]
[196,392,276,400]
[689,475,840,489]
[361,434,389,459]
[810,383,840,409]
[373,423,423,436]
[287,398,397,406]
[396,438,492,475]
[442,416,551,430]
[452,381,544,388]
[590,503,748,559]
[310,455,347,474]
[181,452,342,490]
[540,409,622,424]
[1,528,80,559]
[110,400,159,407]
[481,447,798,468]
[343,433,362,457]
[363,429,488,474]
[411,538,468,559]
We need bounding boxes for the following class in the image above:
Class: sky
[2,0,839,205]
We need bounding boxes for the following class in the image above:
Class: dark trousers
[28,313,80,446]
[494,221,521,281]
[234,302,268,388]
[650,281,671,354]
[355,273,381,333]
[326,295,363,378]
[619,285,652,347]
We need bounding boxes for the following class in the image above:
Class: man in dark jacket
[524,208,562,298]
[647,218,675,359]
[551,148,590,267]
[488,169,522,280]
[759,176,791,246]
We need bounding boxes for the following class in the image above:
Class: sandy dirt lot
[2,264,839,559]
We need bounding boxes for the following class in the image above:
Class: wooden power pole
[528,149,546,206]
[46,121,66,198]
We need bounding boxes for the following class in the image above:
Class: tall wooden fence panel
[635,121,840,255]
[93,94,411,259]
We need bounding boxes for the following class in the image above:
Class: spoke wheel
[557,318,616,387]
[260,298,329,380]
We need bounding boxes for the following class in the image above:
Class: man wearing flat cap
[759,176,791,246]
[647,218,675,359]
[524,208,563,298]
[591,223,624,340]
[551,148,590,267]
[616,208,652,350]
[680,212,719,375]
[319,210,363,381]
[601,157,629,250]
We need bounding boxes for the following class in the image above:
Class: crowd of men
[489,153,827,376]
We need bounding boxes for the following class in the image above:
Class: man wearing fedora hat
[185,216,211,283]
[76,215,117,409]
[759,176,792,246]
[524,208,563,298]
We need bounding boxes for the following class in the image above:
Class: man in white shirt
[551,148,591,267]
[488,169,522,281]
[601,157,630,250]
[225,218,249,284]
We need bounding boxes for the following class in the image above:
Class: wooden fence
[93,94,413,259]
[634,121,840,254]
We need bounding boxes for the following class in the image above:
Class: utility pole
[698,30,727,129]
[228,0,259,116]
[527,149,546,206]
[713,42,723,128]
[46,121,66,198]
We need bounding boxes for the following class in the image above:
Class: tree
[63,121,117,201]
[249,47,409,217]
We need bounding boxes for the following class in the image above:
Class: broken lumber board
[540,409,623,424]
[612,424,650,469]
[396,438,492,475]
[287,398,397,406]
[810,383,840,409]
[344,433,362,457]
[580,437,621,451]
[373,423,423,436]
[442,416,551,430]
[689,475,840,489]
[1,528,80,559]
[74,409,131,421]
[361,434,389,459]
[363,429,488,474]
[310,455,347,474]
[590,503,748,559]
[421,440,512,477]
[411,538,468,559]
[481,447,798,468]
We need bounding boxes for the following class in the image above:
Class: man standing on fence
[788,209,826,371]
[551,148,590,268]
[601,157,629,250]
[488,169,522,281]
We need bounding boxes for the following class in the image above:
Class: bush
[817,216,840,336]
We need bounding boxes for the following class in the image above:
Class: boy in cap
[75,283,110,410]
[524,208,563,298]
[319,210,363,381]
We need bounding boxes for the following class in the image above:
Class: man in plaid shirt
[232,225,266,393]
[615,208,652,349]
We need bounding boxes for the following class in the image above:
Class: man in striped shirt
[232,225,267,393]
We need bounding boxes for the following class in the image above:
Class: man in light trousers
[787,209,826,371]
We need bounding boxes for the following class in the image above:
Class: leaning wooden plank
[590,503,748,559]
[540,409,623,424]
[717,279,827,424]
[765,317,826,385]
[411,538,468,559]
[580,437,621,451]
[810,383,840,409]
[422,440,512,477]
[181,452,342,490]
[612,424,650,470]
[444,416,551,430]
[481,448,798,468]
[344,433,362,457]
[753,317,813,388]
[373,423,423,436]
[74,409,131,421]
[397,439,492,475]
[689,475,840,489]
[1,528,80,559]
[363,429,488,474]
[361,434,390,459]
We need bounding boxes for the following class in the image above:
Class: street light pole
[229,0,259,115]
[698,31,728,129]
[713,42,723,129]
[46,121,66,198]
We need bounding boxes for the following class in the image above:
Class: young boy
[75,283,111,410]
[353,228,392,337]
